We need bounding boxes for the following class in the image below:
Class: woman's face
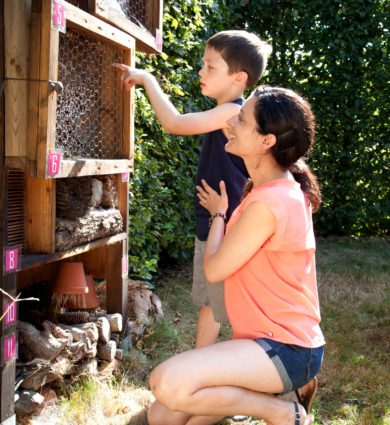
[225,95,263,158]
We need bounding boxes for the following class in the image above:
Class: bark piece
[55,207,123,251]
[18,321,68,362]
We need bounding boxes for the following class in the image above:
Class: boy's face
[199,47,238,102]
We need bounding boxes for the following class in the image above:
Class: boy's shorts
[191,237,228,323]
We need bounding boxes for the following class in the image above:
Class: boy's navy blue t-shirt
[195,98,249,241]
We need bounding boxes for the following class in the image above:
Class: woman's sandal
[294,377,318,413]
[293,402,313,425]
[293,402,301,425]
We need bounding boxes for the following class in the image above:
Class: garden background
[128,0,388,281]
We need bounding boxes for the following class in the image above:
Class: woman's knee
[149,361,195,412]
[149,363,179,408]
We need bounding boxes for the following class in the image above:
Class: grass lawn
[25,237,390,425]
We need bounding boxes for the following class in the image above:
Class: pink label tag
[52,0,66,33]
[156,29,163,51]
[122,256,128,277]
[121,172,129,182]
[4,247,19,273]
[3,335,17,362]
[4,302,17,326]
[47,151,61,176]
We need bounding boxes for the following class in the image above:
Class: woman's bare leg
[148,339,313,425]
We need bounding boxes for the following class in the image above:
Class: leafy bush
[230,0,389,236]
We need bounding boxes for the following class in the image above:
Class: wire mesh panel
[56,29,123,160]
[89,0,162,53]
[116,0,154,33]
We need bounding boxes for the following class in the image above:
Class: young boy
[114,30,272,348]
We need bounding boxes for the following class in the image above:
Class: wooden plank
[122,48,134,162]
[0,6,16,422]
[89,0,159,53]
[28,1,42,164]
[57,159,132,177]
[105,240,128,323]
[36,0,59,178]
[4,0,30,158]
[100,37,119,160]
[26,176,56,253]
[21,232,127,270]
[118,174,129,233]
[65,1,134,50]
[0,275,17,423]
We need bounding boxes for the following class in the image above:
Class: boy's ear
[234,71,249,87]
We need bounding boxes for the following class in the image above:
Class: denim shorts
[255,338,324,394]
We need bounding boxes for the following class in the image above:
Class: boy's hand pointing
[112,63,149,91]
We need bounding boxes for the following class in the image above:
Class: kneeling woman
[147,86,325,425]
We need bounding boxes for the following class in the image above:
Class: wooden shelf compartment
[4,0,136,179]
[17,238,129,321]
[25,174,128,253]
[88,0,163,53]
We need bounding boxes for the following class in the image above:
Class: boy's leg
[192,238,228,348]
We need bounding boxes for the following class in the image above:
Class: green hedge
[230,0,389,236]
[128,0,389,280]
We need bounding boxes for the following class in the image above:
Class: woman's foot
[292,402,313,425]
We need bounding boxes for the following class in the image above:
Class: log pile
[16,311,124,395]
[55,175,123,251]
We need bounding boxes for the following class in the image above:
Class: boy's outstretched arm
[113,63,240,136]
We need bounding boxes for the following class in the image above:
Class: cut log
[57,324,87,342]
[56,207,123,251]
[62,322,99,343]
[20,356,75,391]
[97,340,116,362]
[96,316,111,343]
[106,313,122,332]
[18,321,68,361]
[77,358,98,375]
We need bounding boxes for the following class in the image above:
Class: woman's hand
[112,63,150,91]
[196,180,228,215]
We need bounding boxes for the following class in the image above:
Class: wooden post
[4,0,30,159]
[105,240,128,330]
[1,5,17,423]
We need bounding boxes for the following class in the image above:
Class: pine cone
[57,311,92,325]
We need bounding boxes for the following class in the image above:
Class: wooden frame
[25,173,129,255]
[88,0,163,53]
[26,0,135,178]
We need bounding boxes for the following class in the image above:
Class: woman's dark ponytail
[289,160,321,212]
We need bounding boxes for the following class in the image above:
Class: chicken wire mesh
[56,29,124,160]
[111,0,155,33]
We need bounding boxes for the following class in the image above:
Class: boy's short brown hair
[206,30,272,88]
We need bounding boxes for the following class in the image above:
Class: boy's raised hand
[112,63,149,91]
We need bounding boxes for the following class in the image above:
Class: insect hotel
[0,0,162,423]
